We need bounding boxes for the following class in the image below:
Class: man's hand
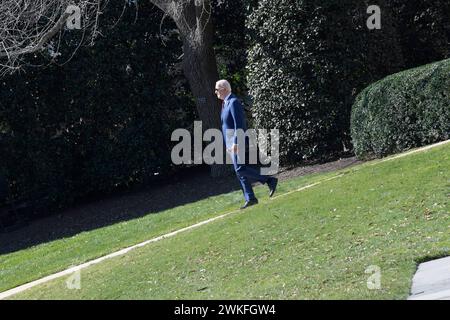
[227,144,238,154]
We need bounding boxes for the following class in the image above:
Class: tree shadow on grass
[0,164,241,255]
[0,156,361,256]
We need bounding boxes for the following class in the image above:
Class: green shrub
[212,0,254,97]
[351,58,450,158]
[246,0,404,164]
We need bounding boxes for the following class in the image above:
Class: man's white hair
[216,79,232,92]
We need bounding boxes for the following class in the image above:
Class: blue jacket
[220,94,247,149]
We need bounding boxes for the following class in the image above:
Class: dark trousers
[232,152,270,201]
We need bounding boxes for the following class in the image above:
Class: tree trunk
[181,40,232,176]
[176,3,232,177]
[181,36,220,132]
[152,0,232,177]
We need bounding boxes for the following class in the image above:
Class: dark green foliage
[1,0,449,217]
[0,1,195,213]
[391,0,450,68]
[351,58,450,158]
[212,0,259,107]
[247,0,405,163]
[212,0,248,96]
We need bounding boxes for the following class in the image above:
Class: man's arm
[229,98,246,153]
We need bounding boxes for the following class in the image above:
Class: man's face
[215,86,227,100]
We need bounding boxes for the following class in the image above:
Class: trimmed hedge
[351,58,450,158]
[246,0,450,164]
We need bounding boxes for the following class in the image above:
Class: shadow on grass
[0,164,241,255]
[415,252,450,265]
[0,156,361,256]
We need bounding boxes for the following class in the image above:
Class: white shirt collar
[224,92,232,102]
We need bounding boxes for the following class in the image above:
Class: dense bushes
[0,0,254,217]
[391,0,450,68]
[1,0,450,218]
[246,0,450,164]
[212,0,250,97]
[0,1,195,214]
[247,0,405,163]
[351,58,450,158]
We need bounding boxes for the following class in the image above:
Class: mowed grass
[0,163,335,293]
[5,142,449,299]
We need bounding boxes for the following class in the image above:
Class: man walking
[215,80,278,209]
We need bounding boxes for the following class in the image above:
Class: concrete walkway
[408,256,450,300]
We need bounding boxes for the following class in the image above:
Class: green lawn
[2,142,450,299]
[0,162,335,293]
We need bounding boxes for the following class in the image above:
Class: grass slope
[3,142,450,299]
[0,167,335,293]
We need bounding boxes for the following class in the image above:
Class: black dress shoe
[268,177,278,197]
[240,199,258,210]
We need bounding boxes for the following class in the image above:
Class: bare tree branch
[149,0,174,13]
[0,12,71,59]
[0,0,109,75]
[0,0,214,75]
